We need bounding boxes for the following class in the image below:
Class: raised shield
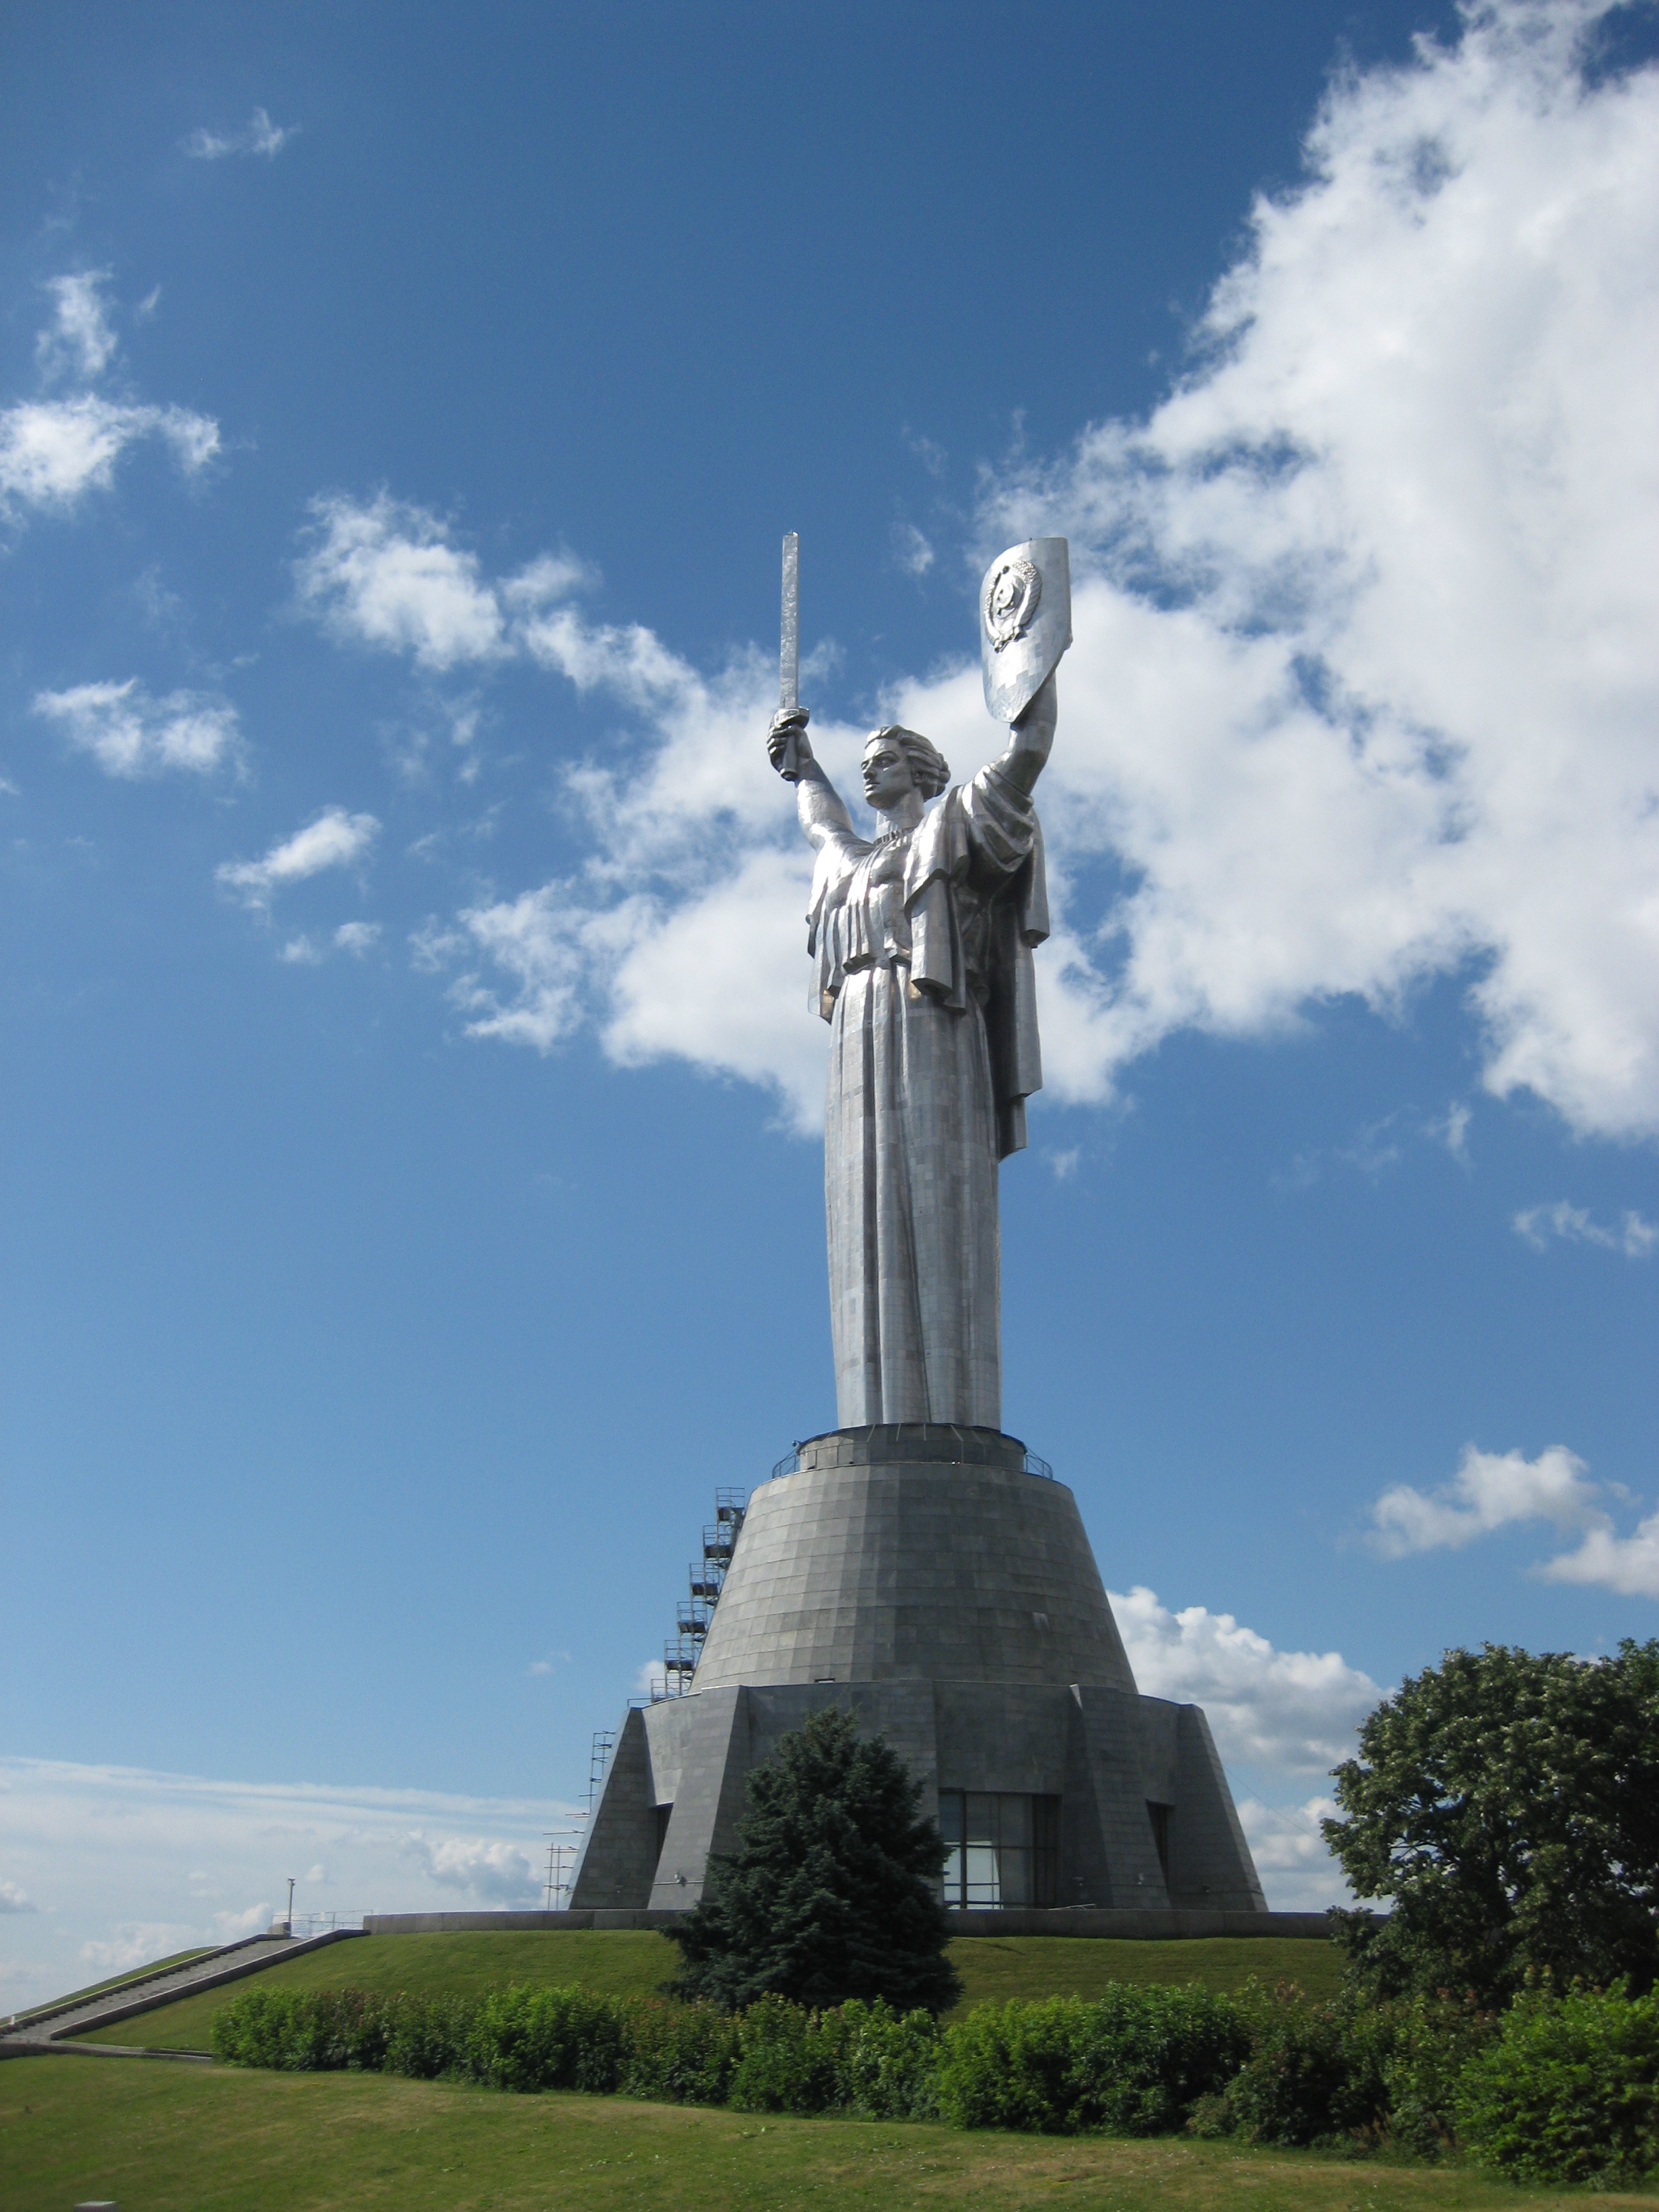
[980,537,1071,725]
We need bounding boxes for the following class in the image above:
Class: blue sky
[3,0,1657,2003]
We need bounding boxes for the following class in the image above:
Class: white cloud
[1367,1439,1659,1597]
[401,1836,540,1904]
[0,1881,35,1914]
[80,1923,203,1975]
[893,522,935,576]
[183,107,293,160]
[217,806,380,908]
[279,921,382,966]
[964,0,1659,1143]
[212,1902,275,1940]
[1540,1511,1659,1600]
[33,678,240,777]
[1,397,220,515]
[1236,1796,1353,1911]
[37,272,117,382]
[1109,1584,1382,1771]
[319,7,1659,1150]
[0,1755,577,2015]
[293,493,576,671]
[1514,1200,1658,1257]
[1436,1101,1473,1158]
[1370,1441,1603,1557]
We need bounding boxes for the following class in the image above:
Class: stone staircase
[0,1927,365,2058]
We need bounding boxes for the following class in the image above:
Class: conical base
[572,1428,1267,1921]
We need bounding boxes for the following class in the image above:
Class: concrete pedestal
[571,1426,1267,1919]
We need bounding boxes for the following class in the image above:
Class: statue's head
[861,726,950,809]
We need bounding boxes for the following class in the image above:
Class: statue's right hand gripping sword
[777,530,806,780]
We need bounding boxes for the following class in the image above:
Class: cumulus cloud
[967,0,1659,1142]
[1,396,220,516]
[1514,1200,1658,1257]
[1369,1443,1601,1557]
[33,678,240,777]
[295,494,587,672]
[1540,1511,1659,1599]
[1,273,220,520]
[36,272,118,383]
[1236,1796,1353,1910]
[401,1836,539,1904]
[79,1923,203,1975]
[217,806,380,908]
[1368,1441,1659,1599]
[212,1902,275,1940]
[183,107,293,160]
[0,1881,35,1914]
[353,2,1658,1152]
[1109,1585,1382,1771]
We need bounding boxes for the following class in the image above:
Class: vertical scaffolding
[655,1487,747,1698]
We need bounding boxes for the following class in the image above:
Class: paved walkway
[0,1928,363,2058]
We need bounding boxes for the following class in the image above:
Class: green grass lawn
[7,2052,1656,2212]
[75,1931,1345,2049]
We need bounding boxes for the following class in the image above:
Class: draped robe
[806,760,1048,1429]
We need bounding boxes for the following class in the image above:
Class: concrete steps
[0,1927,366,2058]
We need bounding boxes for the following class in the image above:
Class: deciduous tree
[1324,1641,1659,2001]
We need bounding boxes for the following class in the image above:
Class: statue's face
[861,734,914,811]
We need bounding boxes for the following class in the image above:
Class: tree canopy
[663,1706,961,2014]
[1323,1639,1659,2001]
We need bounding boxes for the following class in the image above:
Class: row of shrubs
[211,1975,1659,2188]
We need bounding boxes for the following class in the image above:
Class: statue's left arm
[992,670,1057,798]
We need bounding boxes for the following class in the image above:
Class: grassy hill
[76,1929,1343,2049]
[0,2054,1610,2212]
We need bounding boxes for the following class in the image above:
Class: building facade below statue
[571,1427,1267,1919]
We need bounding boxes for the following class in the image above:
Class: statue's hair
[870,724,951,800]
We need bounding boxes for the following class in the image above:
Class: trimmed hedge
[209,1972,1658,2182]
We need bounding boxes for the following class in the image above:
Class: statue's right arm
[768,710,856,851]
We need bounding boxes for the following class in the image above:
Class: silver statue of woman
[767,539,1070,1432]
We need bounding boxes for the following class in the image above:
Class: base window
[939,1790,1059,1908]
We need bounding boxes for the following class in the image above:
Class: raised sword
[777,530,805,779]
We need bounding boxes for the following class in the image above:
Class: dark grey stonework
[570,1427,1267,1922]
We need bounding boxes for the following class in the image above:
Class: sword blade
[779,531,800,710]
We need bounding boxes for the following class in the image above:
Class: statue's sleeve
[806,832,866,1021]
[904,765,1047,1156]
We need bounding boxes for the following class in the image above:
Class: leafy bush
[466,1983,629,2094]
[210,1986,394,2072]
[726,1992,848,2114]
[1378,1991,1497,2160]
[381,1992,478,2080]
[1456,1983,1659,2188]
[834,1998,942,2121]
[934,1996,1080,2132]
[1218,1988,1389,2147]
[934,1987,1246,2136]
[616,1995,740,2106]
[216,1965,1653,2188]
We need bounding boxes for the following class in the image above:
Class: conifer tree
[665,1706,960,2013]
